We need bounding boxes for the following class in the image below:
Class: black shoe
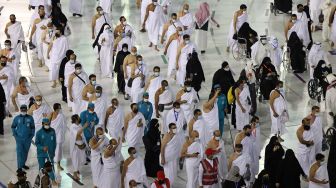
[73,13,76,17]
[201,50,206,54]
[16,168,23,173]
[86,158,91,163]
[77,14,83,17]
[23,165,29,170]
[179,158,184,170]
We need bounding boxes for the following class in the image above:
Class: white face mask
[279,88,284,93]
[5,45,11,49]
[172,128,177,134]
[183,9,188,13]
[138,60,143,65]
[153,2,158,5]
[236,151,242,156]
[194,137,200,142]
[215,136,221,141]
[44,125,50,129]
[185,40,190,44]
[133,153,137,158]
[315,112,320,116]
[321,64,326,68]
[70,60,76,64]
[123,21,127,25]
[186,87,192,92]
[24,82,29,87]
[197,116,203,120]
[320,160,326,165]
[224,67,230,71]
[154,72,160,77]
[292,19,297,23]
[131,52,137,56]
[243,10,247,14]
[75,69,82,74]
[98,135,104,139]
[175,108,180,113]
[91,80,96,85]
[36,101,42,106]
[164,86,168,90]
[123,48,128,52]
[21,112,27,116]
[144,98,149,102]
[96,93,101,97]
[99,10,104,15]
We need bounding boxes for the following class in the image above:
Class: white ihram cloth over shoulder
[125,113,146,149]
[95,13,112,37]
[49,36,69,81]
[166,35,181,78]
[0,66,15,109]
[124,157,149,188]
[240,135,258,180]
[227,12,248,47]
[180,89,199,122]
[33,104,52,133]
[131,64,148,103]
[99,0,113,13]
[34,18,48,60]
[71,71,89,115]
[64,62,76,107]
[98,30,114,78]
[308,164,330,188]
[116,24,136,52]
[69,123,86,172]
[202,104,219,135]
[17,87,34,108]
[42,30,55,69]
[92,93,108,126]
[165,108,187,141]
[158,89,174,133]
[7,22,24,60]
[235,85,251,131]
[91,136,109,186]
[99,151,122,188]
[326,87,336,126]
[269,90,288,135]
[192,119,211,149]
[311,116,323,154]
[180,12,195,35]
[146,75,163,117]
[146,5,166,45]
[161,135,180,185]
[296,129,316,175]
[176,42,197,86]
[308,44,329,79]
[215,140,228,180]
[141,0,152,25]
[288,11,311,47]
[309,0,322,24]
[50,113,67,162]
[186,141,203,188]
[69,0,83,14]
[107,106,124,139]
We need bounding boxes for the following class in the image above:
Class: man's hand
[273,112,279,117]
[321,179,329,184]
[241,107,246,113]
[43,146,48,152]
[156,113,161,118]
[69,96,74,102]
[161,156,166,165]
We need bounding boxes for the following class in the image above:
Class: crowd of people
[1,0,336,188]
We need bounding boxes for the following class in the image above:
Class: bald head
[190,130,199,139]
[110,138,117,145]
[213,130,221,137]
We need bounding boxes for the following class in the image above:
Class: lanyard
[174,111,179,121]
[235,182,239,188]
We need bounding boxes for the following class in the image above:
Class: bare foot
[148,43,153,47]
[52,180,59,186]
[154,46,160,52]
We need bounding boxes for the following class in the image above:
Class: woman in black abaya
[264,136,284,187]
[287,32,306,73]
[186,52,205,93]
[313,60,332,98]
[142,119,163,177]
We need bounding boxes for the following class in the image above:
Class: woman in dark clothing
[257,57,278,100]
[288,32,306,73]
[327,126,336,187]
[276,149,307,188]
[58,49,74,103]
[50,6,68,33]
[114,43,130,94]
[237,22,258,57]
[186,52,205,93]
[313,60,332,98]
[143,119,163,177]
[92,23,110,53]
[212,61,235,96]
[264,136,284,187]
[253,170,272,188]
[222,166,245,188]
[0,83,6,135]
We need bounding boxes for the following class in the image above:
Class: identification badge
[157,141,160,146]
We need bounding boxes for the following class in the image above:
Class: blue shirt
[137,100,153,121]
[35,128,57,157]
[217,94,227,114]
[80,110,99,140]
[11,114,35,141]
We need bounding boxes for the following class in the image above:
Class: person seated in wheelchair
[256,57,278,101]
[313,60,332,98]
[308,42,329,79]
[251,35,270,65]
[273,0,292,14]
[234,22,258,57]
[287,32,306,73]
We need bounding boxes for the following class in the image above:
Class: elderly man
[27,95,51,134]
[145,66,163,116]
[123,103,146,152]
[161,123,180,185]
[121,147,149,188]
[176,81,199,122]
[11,105,35,171]
[177,3,194,35]
[181,130,202,188]
[105,98,124,138]
[188,109,211,149]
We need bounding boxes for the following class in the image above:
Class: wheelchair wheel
[325,127,336,145]
[307,79,318,99]
[231,42,243,61]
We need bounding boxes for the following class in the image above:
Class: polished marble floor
[0,0,333,187]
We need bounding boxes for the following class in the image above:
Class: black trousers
[0,117,4,135]
[117,72,125,93]
[60,80,67,102]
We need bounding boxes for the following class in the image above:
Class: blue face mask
[197,116,203,120]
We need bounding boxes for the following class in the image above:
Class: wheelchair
[231,37,248,61]
[307,78,323,102]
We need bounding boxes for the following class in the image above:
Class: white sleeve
[198,163,203,186]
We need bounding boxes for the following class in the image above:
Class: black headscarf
[287,32,302,49]
[314,60,332,80]
[51,6,67,30]
[283,149,303,175]
[186,52,205,91]
[328,127,336,187]
[145,119,160,141]
[253,170,270,188]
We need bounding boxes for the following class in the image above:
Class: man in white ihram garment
[269,81,288,141]
[321,0,334,42]
[160,13,183,45]
[142,0,166,51]
[11,77,34,112]
[27,95,51,134]
[161,123,180,185]
[234,125,257,183]
[138,0,152,32]
[325,74,336,127]
[69,0,83,17]
[47,29,69,88]
[188,109,211,149]
[130,55,148,103]
[98,24,114,78]
[4,14,25,62]
[202,88,220,135]
[285,12,310,47]
[123,47,138,100]
[250,37,269,65]
[114,16,136,52]
[306,106,324,154]
[181,130,203,188]
[99,0,113,14]
[310,0,322,31]
[68,63,89,114]
[176,81,199,122]
[165,102,186,146]
[0,40,19,79]
[69,114,86,181]
[176,34,196,86]
[207,130,228,183]
[122,147,149,188]
[123,103,145,152]
[49,103,66,170]
[91,6,112,40]
[308,42,330,79]
[105,98,124,138]
[0,56,14,113]
[144,66,163,117]
[227,4,248,52]
[64,53,78,108]
[296,118,316,175]
[91,85,108,127]
[41,22,55,71]
[177,3,194,35]
[308,153,330,188]
[228,144,252,186]
[268,37,282,72]
[154,80,173,133]
[234,79,251,131]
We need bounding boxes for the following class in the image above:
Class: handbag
[158,104,164,112]
[127,78,134,87]
[279,110,289,123]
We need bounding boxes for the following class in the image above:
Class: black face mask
[245,132,251,137]
[133,109,138,114]
[55,33,61,38]
[303,125,310,131]
[11,20,16,24]
[1,62,6,67]
[40,15,45,19]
